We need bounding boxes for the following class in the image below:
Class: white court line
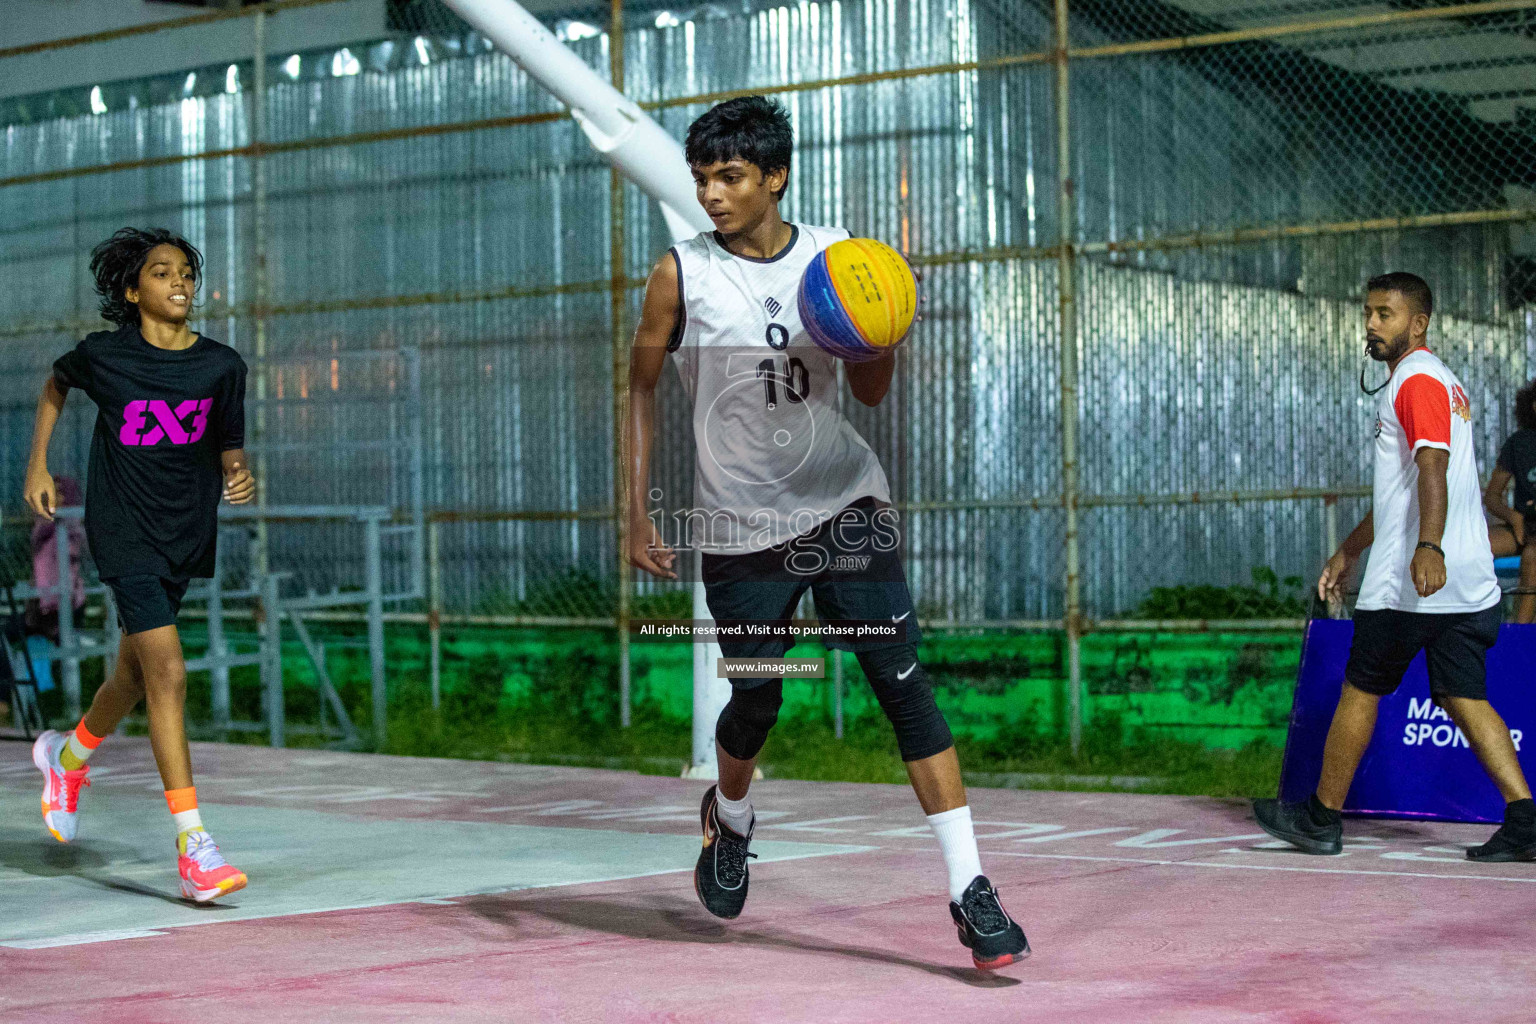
[990,850,1536,884]
[3,929,167,949]
[0,848,877,949]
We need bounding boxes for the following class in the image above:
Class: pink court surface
[2,738,1532,1023]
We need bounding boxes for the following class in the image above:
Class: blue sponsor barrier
[1279,619,1536,824]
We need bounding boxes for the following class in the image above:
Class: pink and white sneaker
[32,729,90,843]
[178,830,248,902]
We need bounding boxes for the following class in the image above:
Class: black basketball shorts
[1345,604,1503,700]
[106,574,191,636]
[702,497,920,688]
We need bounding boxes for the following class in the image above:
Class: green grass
[377,696,1283,799]
[63,676,1283,799]
[44,621,1288,801]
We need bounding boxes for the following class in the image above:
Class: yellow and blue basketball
[798,238,918,362]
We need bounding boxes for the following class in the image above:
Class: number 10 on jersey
[757,355,809,410]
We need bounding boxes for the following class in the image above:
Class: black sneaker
[1253,797,1343,855]
[949,875,1029,970]
[693,785,756,919]
[1466,820,1536,862]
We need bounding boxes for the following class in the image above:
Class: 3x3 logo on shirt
[119,398,213,447]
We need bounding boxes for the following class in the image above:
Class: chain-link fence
[1,0,1533,696]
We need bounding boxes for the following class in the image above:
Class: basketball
[798,238,919,362]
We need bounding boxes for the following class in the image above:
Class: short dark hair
[1366,271,1433,318]
[89,226,203,328]
[1516,378,1536,432]
[685,95,793,200]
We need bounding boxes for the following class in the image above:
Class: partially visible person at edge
[24,226,255,903]
[1486,377,1536,624]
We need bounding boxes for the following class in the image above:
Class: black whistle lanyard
[1360,357,1391,396]
[1359,341,1393,396]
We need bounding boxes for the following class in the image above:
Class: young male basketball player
[624,96,1029,969]
[1255,273,1535,861]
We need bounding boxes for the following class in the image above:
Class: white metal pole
[441,0,710,241]
[443,0,727,775]
[689,551,731,777]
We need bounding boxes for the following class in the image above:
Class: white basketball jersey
[1357,349,1500,613]
[669,224,891,554]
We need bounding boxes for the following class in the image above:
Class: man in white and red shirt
[1256,272,1535,862]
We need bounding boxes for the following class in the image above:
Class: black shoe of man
[1253,796,1343,855]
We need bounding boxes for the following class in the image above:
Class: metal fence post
[1054,0,1084,756]
[1324,495,1339,563]
[317,640,329,736]
[365,514,387,750]
[408,349,426,598]
[611,0,633,730]
[832,647,844,740]
[56,511,80,720]
[260,572,284,747]
[428,518,442,711]
[208,537,231,735]
[1323,495,1343,618]
[103,587,119,680]
[250,7,270,584]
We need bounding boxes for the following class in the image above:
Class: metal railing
[18,505,409,749]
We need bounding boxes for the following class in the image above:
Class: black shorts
[106,575,190,636]
[1345,605,1503,700]
[703,498,919,686]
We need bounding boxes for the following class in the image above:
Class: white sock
[927,805,984,903]
[63,731,97,768]
[172,809,204,836]
[714,788,754,836]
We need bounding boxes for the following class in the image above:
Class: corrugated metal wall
[1,0,1531,621]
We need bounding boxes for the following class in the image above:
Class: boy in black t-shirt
[1487,379,1536,623]
[25,227,254,902]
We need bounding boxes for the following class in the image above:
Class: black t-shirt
[1496,428,1536,521]
[53,325,247,580]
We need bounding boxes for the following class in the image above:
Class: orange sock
[165,786,203,836]
[59,720,105,771]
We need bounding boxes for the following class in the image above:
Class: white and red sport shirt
[1357,348,1500,613]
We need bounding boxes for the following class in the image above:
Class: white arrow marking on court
[515,800,609,815]
[1014,827,1135,844]
[470,799,608,813]
[765,816,876,832]
[1115,829,1269,848]
[1380,850,1468,863]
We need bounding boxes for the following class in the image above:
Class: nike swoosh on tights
[897,663,917,680]
[891,611,910,623]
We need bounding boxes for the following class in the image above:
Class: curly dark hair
[89,227,202,328]
[686,95,793,200]
[1517,378,1536,432]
